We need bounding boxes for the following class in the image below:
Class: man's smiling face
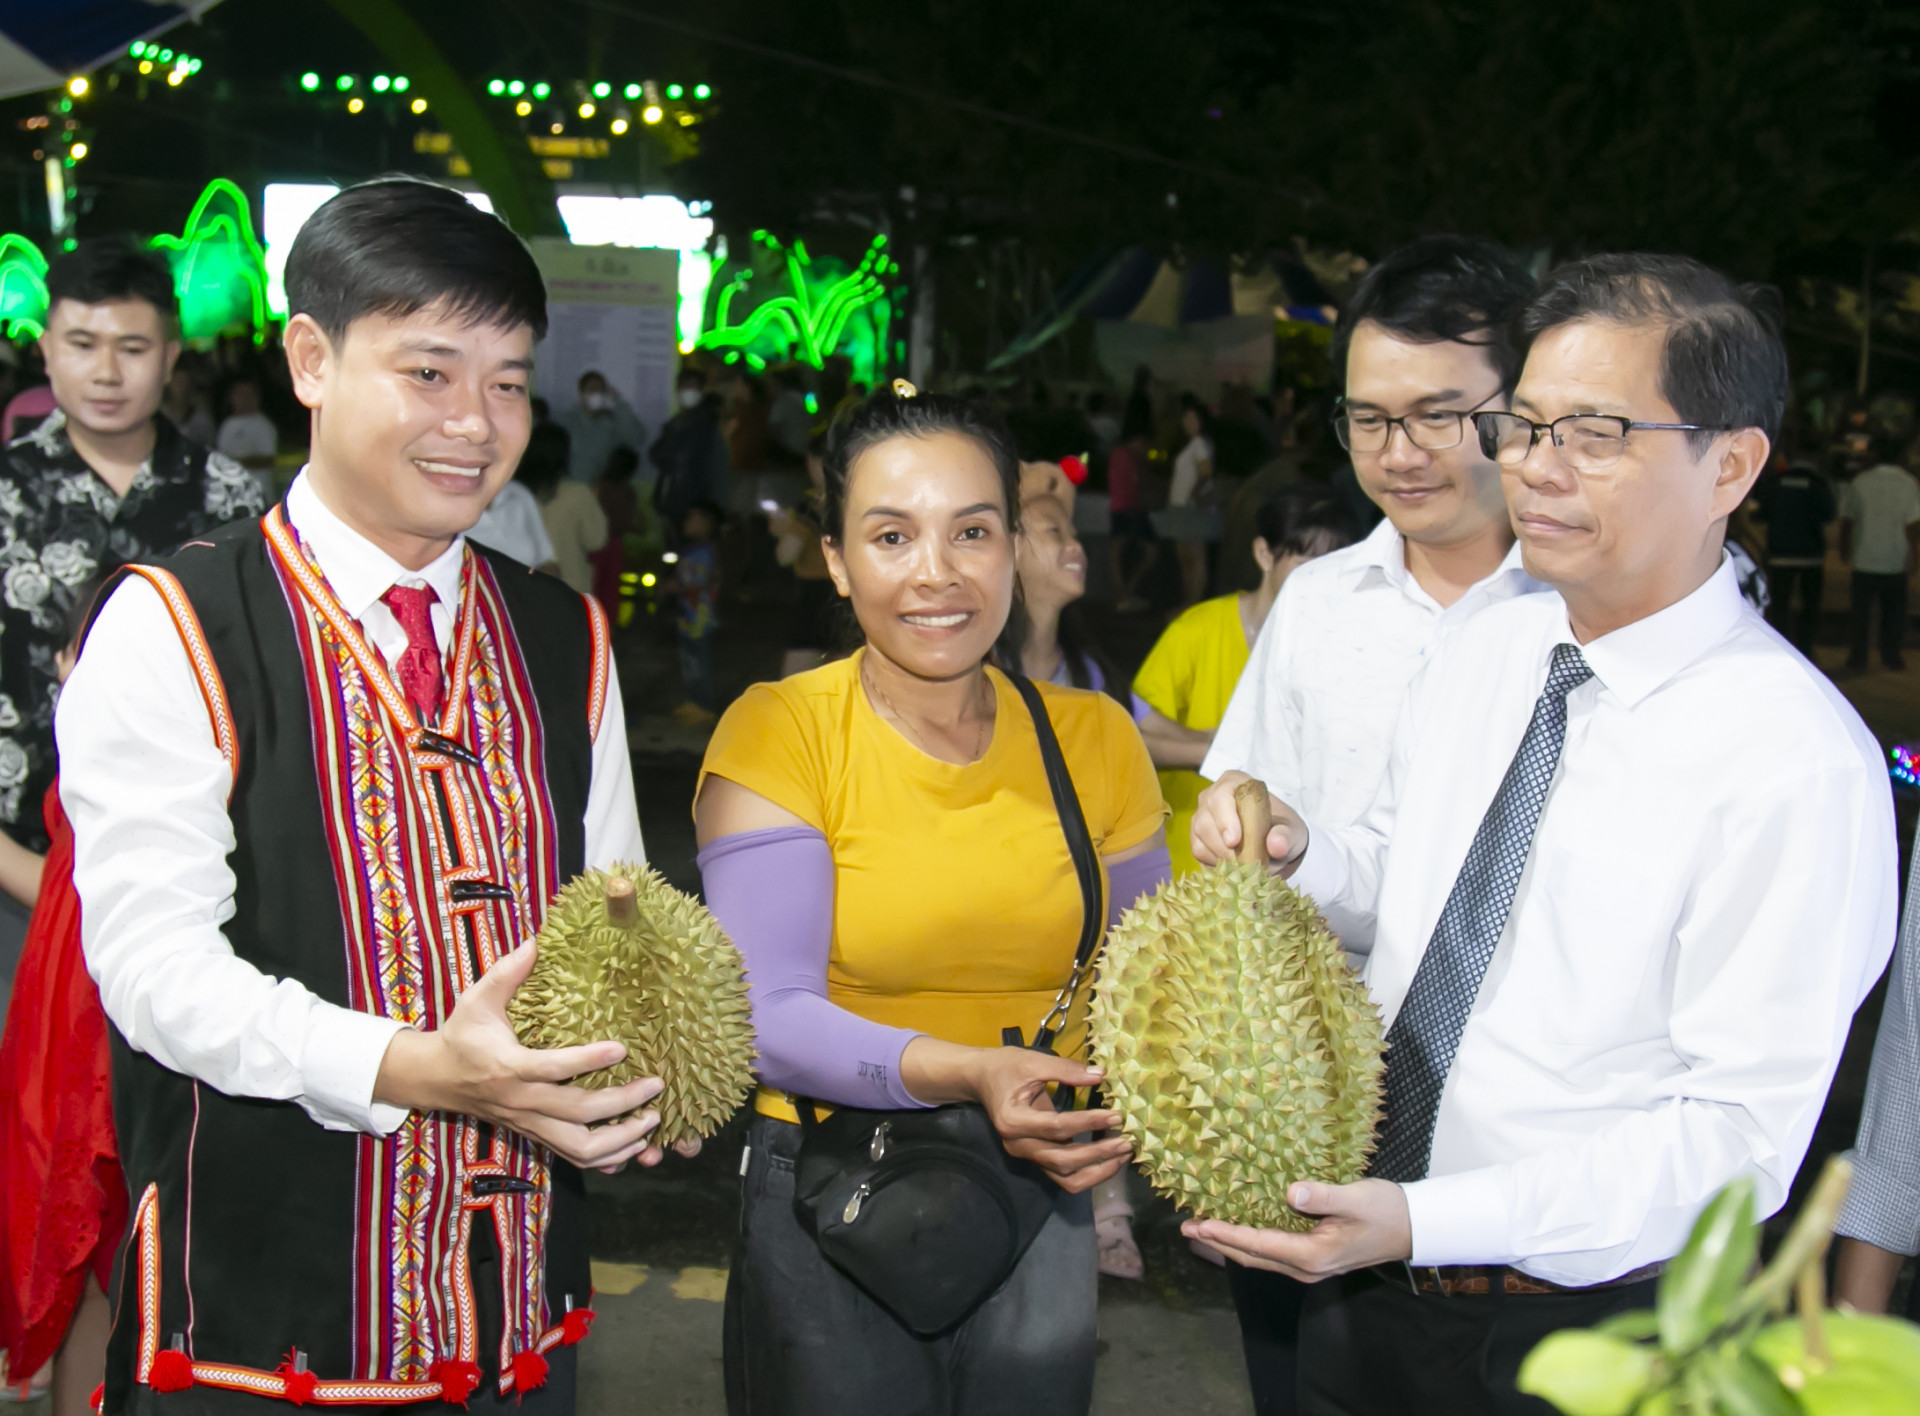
[288,301,533,569]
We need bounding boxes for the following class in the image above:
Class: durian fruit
[508,865,757,1149]
[1089,781,1385,1232]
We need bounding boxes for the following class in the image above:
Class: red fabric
[510,1349,548,1396]
[274,1352,317,1405]
[1107,444,1145,511]
[147,1348,193,1393]
[557,1307,594,1345]
[380,584,444,722]
[430,1358,482,1407]
[588,540,625,622]
[0,784,124,1383]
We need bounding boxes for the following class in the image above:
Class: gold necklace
[862,658,992,764]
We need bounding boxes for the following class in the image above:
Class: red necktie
[381,584,444,724]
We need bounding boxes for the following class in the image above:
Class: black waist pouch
[788,674,1104,1337]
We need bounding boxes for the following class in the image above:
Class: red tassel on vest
[511,1349,549,1394]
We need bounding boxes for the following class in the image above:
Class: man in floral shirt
[0,240,264,901]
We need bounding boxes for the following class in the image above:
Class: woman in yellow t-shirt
[1133,486,1350,875]
[696,385,1169,1415]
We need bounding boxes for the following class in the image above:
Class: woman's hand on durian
[1190,772,1308,873]
[1179,1178,1411,1281]
[374,940,670,1172]
[901,1038,1133,1192]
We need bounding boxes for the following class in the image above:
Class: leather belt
[1375,1259,1666,1297]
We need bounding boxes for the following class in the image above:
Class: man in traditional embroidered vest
[56,180,683,1414]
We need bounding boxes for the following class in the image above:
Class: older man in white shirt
[1198,235,1542,1414]
[1192,253,1897,1415]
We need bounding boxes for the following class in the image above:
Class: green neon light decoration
[0,237,49,340]
[697,233,898,385]
[148,178,272,344]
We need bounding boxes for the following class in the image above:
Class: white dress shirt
[1202,516,1544,843]
[57,471,646,1137]
[1290,558,1897,1285]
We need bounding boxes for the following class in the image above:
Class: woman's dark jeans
[723,1113,1097,1416]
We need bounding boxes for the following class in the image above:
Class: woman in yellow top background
[695,384,1169,1416]
[1133,487,1350,875]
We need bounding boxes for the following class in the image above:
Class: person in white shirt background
[212,375,278,474]
[57,178,695,1415]
[1836,436,1920,673]
[468,463,558,571]
[1190,253,1896,1415]
[555,368,647,486]
[1196,234,1542,1416]
[1165,396,1216,605]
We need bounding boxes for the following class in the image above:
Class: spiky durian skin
[507,864,758,1149]
[1088,862,1385,1233]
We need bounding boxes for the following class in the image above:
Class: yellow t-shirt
[698,650,1167,1121]
[1131,594,1252,876]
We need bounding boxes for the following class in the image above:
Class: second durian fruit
[1089,781,1385,1232]
[508,864,757,1150]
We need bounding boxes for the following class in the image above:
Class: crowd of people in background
[0,196,1914,1416]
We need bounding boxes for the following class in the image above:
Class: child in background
[672,501,723,726]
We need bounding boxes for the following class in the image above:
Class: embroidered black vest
[100,508,612,1411]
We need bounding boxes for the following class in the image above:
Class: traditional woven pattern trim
[262,516,563,1390]
[131,1184,160,1383]
[584,591,610,739]
[127,1179,580,1406]
[121,566,238,796]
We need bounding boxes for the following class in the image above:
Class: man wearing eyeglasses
[1194,236,1542,1415]
[1190,254,1896,1415]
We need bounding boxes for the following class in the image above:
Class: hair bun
[890,378,920,399]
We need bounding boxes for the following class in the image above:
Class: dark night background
[13,0,1920,387]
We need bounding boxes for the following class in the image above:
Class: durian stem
[1234,780,1274,867]
[605,875,639,927]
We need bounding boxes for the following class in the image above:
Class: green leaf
[1657,1177,1758,1355]
[1704,1347,1804,1416]
[1752,1313,1920,1415]
[1597,1310,1662,1341]
[1517,1330,1657,1416]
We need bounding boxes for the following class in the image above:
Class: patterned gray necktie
[1371,642,1593,1183]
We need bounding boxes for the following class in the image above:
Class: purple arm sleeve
[1106,844,1172,929]
[697,826,929,1110]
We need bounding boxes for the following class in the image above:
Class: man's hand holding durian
[1182,1179,1411,1281]
[1190,771,1310,874]
[1178,771,1408,1279]
[374,937,689,1174]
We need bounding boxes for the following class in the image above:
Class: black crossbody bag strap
[1004,675,1104,1109]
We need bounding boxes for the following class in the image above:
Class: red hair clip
[1060,453,1089,486]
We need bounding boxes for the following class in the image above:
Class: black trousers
[1226,1264,1308,1416]
[1765,562,1824,652]
[122,1227,578,1414]
[723,1113,1097,1416]
[1847,570,1910,667]
[1297,1266,1660,1416]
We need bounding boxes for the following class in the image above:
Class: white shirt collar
[1561,554,1747,709]
[1345,515,1534,599]
[285,469,465,620]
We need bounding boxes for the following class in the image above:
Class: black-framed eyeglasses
[1333,389,1503,454]
[1472,411,1730,472]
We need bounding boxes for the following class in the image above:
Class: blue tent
[0,0,222,99]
